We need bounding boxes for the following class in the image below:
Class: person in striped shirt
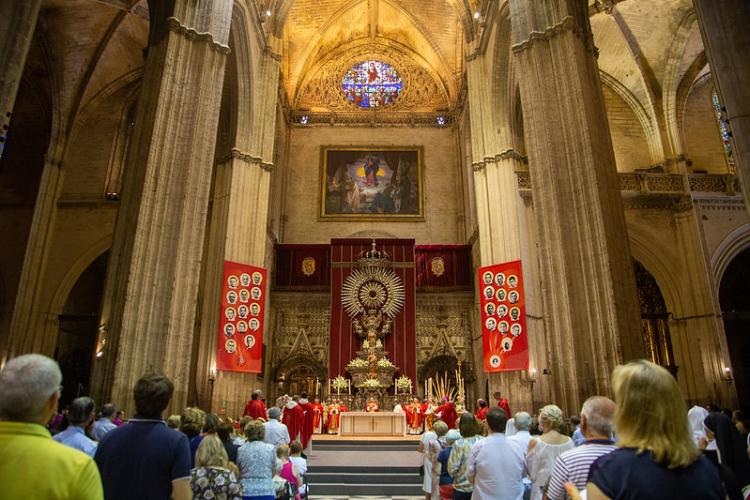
[546,396,617,500]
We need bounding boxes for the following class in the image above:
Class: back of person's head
[570,415,581,426]
[195,435,228,468]
[245,419,265,441]
[458,414,478,438]
[100,403,116,419]
[486,407,508,433]
[445,429,461,444]
[181,407,205,435]
[268,407,281,420]
[514,412,532,431]
[277,443,290,460]
[613,359,698,469]
[300,392,308,399]
[203,413,221,433]
[581,396,615,437]
[433,420,449,437]
[477,399,487,408]
[69,397,96,426]
[133,374,173,418]
[0,354,61,423]
[251,391,259,400]
[166,414,181,429]
[290,440,303,455]
[239,416,252,430]
[539,405,564,432]
[217,422,233,441]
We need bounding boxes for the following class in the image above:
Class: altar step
[307,440,423,498]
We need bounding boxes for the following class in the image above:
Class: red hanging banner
[477,260,529,372]
[216,261,266,373]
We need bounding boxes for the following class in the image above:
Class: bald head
[581,396,615,438]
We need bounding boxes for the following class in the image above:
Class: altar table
[338,411,407,436]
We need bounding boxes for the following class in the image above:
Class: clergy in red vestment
[435,397,458,429]
[493,391,511,419]
[312,398,324,434]
[406,398,422,434]
[243,390,268,420]
[282,397,305,443]
[298,392,315,451]
[475,399,489,421]
[327,402,341,434]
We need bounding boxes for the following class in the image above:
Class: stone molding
[166,17,230,54]
[217,148,274,171]
[512,15,579,53]
[472,149,528,171]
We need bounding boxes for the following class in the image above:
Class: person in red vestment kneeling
[493,391,511,420]
[243,390,267,421]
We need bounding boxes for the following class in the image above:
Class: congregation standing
[1,354,749,499]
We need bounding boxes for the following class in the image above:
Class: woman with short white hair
[526,404,574,500]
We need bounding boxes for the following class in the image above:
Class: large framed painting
[320,146,424,221]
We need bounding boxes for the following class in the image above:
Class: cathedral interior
[1,0,748,418]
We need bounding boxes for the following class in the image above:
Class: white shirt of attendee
[263,413,291,446]
[468,408,526,500]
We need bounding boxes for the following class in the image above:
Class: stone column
[0,1,42,151]
[92,0,233,414]
[193,48,281,419]
[692,0,750,210]
[465,48,535,413]
[509,0,643,414]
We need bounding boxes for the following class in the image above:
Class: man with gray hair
[53,396,98,456]
[546,396,617,500]
[0,354,103,499]
[263,406,291,446]
[91,403,117,441]
[509,412,533,499]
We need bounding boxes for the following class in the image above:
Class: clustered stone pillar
[92,0,234,415]
[194,46,281,419]
[466,47,534,413]
[692,0,750,212]
[508,0,643,413]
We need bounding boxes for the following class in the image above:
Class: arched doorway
[55,251,108,406]
[719,247,750,412]
[273,355,327,401]
[420,354,474,403]
[633,260,677,376]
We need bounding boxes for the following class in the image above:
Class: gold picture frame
[319,146,424,221]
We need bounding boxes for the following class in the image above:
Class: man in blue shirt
[91,403,117,441]
[94,374,191,500]
[53,396,98,456]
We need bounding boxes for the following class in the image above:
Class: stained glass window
[712,91,736,174]
[341,61,402,109]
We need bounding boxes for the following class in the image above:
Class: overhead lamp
[299,115,309,125]
[474,11,481,20]
[436,116,446,126]
[265,9,272,17]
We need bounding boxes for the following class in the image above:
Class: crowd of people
[1,354,749,499]
[415,360,750,500]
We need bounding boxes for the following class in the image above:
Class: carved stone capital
[166,17,231,54]
[512,16,578,53]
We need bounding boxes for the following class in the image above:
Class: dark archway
[55,251,108,406]
[272,354,327,401]
[719,247,750,413]
[633,260,677,376]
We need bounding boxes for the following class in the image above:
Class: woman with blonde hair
[585,360,723,499]
[526,404,574,500]
[191,435,242,500]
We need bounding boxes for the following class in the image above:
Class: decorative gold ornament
[430,257,445,277]
[301,256,316,276]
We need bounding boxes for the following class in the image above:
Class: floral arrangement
[361,378,381,388]
[332,375,348,390]
[362,339,370,348]
[347,358,368,368]
[377,358,394,368]
[395,375,412,392]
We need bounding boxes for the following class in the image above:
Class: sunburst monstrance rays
[341,266,405,319]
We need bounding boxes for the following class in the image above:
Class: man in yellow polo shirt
[0,353,103,499]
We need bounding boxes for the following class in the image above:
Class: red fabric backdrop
[415,245,472,291]
[274,244,330,289]
[329,239,417,383]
